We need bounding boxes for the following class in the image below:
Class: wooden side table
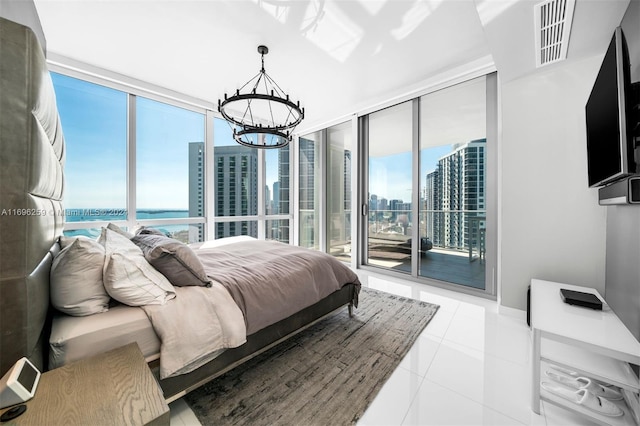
[0,343,170,425]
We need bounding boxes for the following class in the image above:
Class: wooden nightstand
[0,343,170,425]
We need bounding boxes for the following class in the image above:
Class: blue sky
[55,73,205,210]
[53,73,128,209]
[368,145,452,202]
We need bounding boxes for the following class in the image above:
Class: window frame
[51,55,497,299]
[356,72,498,299]
[50,60,293,243]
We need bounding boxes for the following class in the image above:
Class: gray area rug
[185,286,439,426]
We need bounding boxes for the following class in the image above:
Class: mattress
[49,303,160,370]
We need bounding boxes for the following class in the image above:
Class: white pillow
[98,226,139,256]
[50,236,109,316]
[107,222,134,239]
[98,227,176,306]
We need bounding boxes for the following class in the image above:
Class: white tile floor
[169,271,601,426]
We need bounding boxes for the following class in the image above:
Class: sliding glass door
[327,122,353,262]
[419,76,487,289]
[361,74,496,294]
[366,101,414,273]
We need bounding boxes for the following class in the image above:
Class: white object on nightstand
[0,357,40,409]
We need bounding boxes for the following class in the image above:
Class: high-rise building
[214,145,258,238]
[298,138,316,248]
[389,199,402,221]
[426,139,486,250]
[188,142,205,243]
[369,194,378,210]
[424,170,439,245]
[277,145,290,215]
[272,181,280,214]
[273,144,290,242]
[265,185,271,215]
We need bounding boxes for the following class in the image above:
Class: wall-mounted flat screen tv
[585,26,635,188]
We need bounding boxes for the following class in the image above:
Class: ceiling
[33,0,630,132]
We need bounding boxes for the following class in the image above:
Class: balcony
[367,209,485,290]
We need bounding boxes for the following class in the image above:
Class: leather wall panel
[0,17,65,375]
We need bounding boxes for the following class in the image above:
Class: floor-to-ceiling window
[366,101,414,273]
[54,64,495,295]
[213,117,258,239]
[265,146,291,243]
[136,97,205,242]
[359,73,497,295]
[419,76,488,289]
[53,71,292,242]
[327,121,353,262]
[298,131,321,250]
[52,73,127,238]
[298,122,353,259]
[211,116,293,241]
[54,73,207,242]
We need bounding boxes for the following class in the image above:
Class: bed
[49,231,360,401]
[0,16,360,403]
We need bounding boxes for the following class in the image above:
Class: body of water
[63,209,193,240]
[65,208,189,222]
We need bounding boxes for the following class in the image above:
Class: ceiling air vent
[534,0,576,67]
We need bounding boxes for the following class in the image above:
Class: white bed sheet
[49,304,160,369]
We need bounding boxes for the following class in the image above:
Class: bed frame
[157,283,357,402]
[0,16,358,402]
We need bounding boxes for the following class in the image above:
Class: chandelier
[218,45,304,149]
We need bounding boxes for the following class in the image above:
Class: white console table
[530,279,640,426]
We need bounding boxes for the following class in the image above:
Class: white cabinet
[530,279,640,426]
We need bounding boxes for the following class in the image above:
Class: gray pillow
[50,236,110,316]
[131,234,211,287]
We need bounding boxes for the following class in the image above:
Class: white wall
[0,0,46,52]
[499,56,608,310]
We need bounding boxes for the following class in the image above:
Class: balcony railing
[368,209,485,253]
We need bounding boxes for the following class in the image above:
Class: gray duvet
[195,240,361,335]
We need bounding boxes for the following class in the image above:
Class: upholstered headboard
[0,17,65,375]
